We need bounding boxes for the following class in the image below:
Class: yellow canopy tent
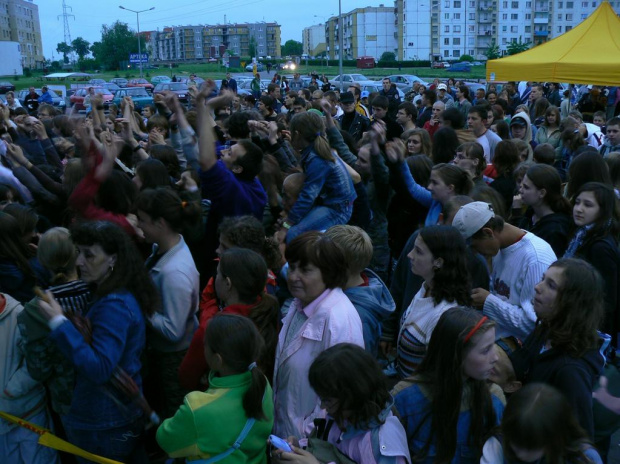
[486,1,620,85]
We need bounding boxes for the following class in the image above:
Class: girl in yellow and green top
[157,314,274,463]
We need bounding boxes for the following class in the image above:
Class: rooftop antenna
[57,0,75,63]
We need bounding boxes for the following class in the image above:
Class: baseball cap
[361,90,369,98]
[452,201,495,239]
[340,91,355,104]
[437,83,448,91]
[510,116,527,127]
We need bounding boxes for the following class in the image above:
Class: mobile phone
[269,435,293,453]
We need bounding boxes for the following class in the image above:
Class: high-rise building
[325,6,398,60]
[395,0,620,61]
[0,0,44,68]
[150,22,281,62]
[302,24,326,57]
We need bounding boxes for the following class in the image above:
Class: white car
[329,74,374,89]
[385,74,429,89]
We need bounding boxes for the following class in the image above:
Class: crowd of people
[1,71,620,464]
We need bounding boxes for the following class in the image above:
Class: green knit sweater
[157,371,274,463]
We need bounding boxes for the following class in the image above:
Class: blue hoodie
[343,268,396,357]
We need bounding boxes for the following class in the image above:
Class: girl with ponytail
[158,314,274,463]
[180,248,280,390]
[276,111,357,244]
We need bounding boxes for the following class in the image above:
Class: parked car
[69,87,114,110]
[245,62,264,72]
[127,78,154,93]
[0,81,16,94]
[112,87,154,110]
[359,82,406,99]
[385,74,429,89]
[110,78,128,87]
[237,79,267,93]
[18,88,67,108]
[151,75,172,85]
[88,79,107,86]
[329,74,374,89]
[102,83,121,95]
[450,62,472,72]
[153,82,190,103]
[282,60,296,70]
[471,61,484,66]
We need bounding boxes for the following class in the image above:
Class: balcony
[534,30,549,36]
[534,16,549,24]
[479,16,493,23]
[477,29,494,36]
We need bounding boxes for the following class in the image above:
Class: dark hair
[542,106,561,128]
[493,140,521,177]
[413,307,497,463]
[3,203,38,239]
[70,221,158,316]
[235,139,264,180]
[146,114,169,136]
[533,97,550,120]
[309,343,391,429]
[0,183,23,206]
[423,89,437,105]
[567,152,612,199]
[0,212,33,277]
[97,170,137,216]
[458,85,470,100]
[371,95,389,109]
[418,226,472,306]
[227,112,252,139]
[205,314,267,420]
[402,128,433,157]
[432,127,461,164]
[260,95,275,111]
[150,144,181,180]
[468,105,488,121]
[537,258,605,357]
[285,231,348,289]
[441,107,464,130]
[572,182,619,247]
[219,248,280,380]
[525,164,571,214]
[218,216,282,271]
[135,187,201,233]
[493,120,511,140]
[472,185,507,219]
[502,383,593,464]
[37,227,77,286]
[533,143,556,165]
[432,163,474,196]
[406,154,433,187]
[135,158,171,190]
[398,101,418,119]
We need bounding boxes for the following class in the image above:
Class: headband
[464,316,488,344]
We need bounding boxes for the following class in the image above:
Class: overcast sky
[37,0,390,59]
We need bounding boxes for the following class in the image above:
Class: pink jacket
[273,288,364,438]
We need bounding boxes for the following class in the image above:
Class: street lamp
[119,5,155,78]
[338,0,343,91]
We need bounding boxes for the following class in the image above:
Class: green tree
[484,41,501,60]
[460,54,474,62]
[507,37,530,55]
[71,37,91,60]
[248,36,257,58]
[56,42,72,63]
[91,21,141,70]
[281,40,303,56]
[380,51,396,62]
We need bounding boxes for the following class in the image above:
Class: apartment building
[396,0,620,61]
[0,0,43,68]
[302,24,326,57]
[325,5,398,60]
[150,22,281,61]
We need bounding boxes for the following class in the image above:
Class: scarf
[563,223,594,258]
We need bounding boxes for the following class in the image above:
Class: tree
[71,37,91,60]
[460,54,474,62]
[248,36,257,58]
[56,42,72,64]
[507,37,530,55]
[484,41,501,60]
[380,51,396,62]
[281,40,303,56]
[91,21,141,70]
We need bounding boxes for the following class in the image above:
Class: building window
[469,13,475,19]
[567,1,573,6]
[454,25,461,32]
[525,13,531,19]
[469,25,475,31]
[453,37,461,44]
[453,13,461,18]
[445,38,450,44]
[445,13,450,19]
[444,50,450,56]
[470,1,476,6]
[511,1,519,7]
[566,25,572,30]
[503,13,508,19]
[502,25,508,31]
[557,26,562,32]
[581,1,588,5]
[525,25,531,32]
[581,13,588,18]
[566,13,572,20]
[557,13,562,19]
[453,49,460,56]
[526,1,531,5]
[503,1,508,6]
[511,13,518,19]
[511,25,518,32]
[445,25,450,32]
[454,0,461,6]
[445,0,450,6]
[558,1,563,7]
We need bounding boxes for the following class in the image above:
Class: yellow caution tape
[0,411,123,464]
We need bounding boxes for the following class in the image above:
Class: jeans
[64,419,147,464]
[286,203,353,244]
[0,408,59,464]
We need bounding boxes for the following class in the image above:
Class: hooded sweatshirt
[518,211,572,257]
[0,293,46,434]
[510,112,537,158]
[343,268,396,358]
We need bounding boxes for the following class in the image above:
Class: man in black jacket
[336,91,370,143]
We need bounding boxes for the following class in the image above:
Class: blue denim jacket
[50,291,145,430]
[394,383,504,463]
[287,145,357,225]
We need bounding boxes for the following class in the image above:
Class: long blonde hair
[289,112,334,162]
[37,227,78,285]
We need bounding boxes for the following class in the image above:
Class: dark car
[103,83,121,95]
[0,81,16,94]
[112,87,154,110]
[153,82,190,103]
[110,78,128,87]
[127,78,154,93]
[450,62,472,73]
